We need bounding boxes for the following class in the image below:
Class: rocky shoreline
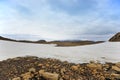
[0,56,120,80]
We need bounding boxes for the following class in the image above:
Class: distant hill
[0,36,15,41]
[0,36,46,43]
[0,36,104,46]
[109,32,120,42]
[47,40,104,46]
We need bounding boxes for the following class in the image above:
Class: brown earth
[46,41,104,47]
[109,32,120,42]
[0,56,120,80]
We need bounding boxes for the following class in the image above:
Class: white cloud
[0,0,120,40]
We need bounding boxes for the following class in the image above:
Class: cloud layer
[0,0,120,40]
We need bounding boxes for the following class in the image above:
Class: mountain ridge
[0,36,104,46]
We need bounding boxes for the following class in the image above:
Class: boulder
[39,70,59,80]
[112,66,120,72]
[29,68,36,73]
[111,73,120,78]
[12,77,21,80]
[115,62,120,68]
[62,75,70,80]
[39,70,45,74]
[87,63,102,70]
[41,72,59,80]
[21,72,32,80]
[71,65,79,71]
[60,68,66,75]
[38,63,43,67]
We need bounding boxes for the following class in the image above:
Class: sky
[0,0,120,41]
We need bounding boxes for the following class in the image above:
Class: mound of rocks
[0,56,120,80]
[12,69,59,80]
[109,32,120,41]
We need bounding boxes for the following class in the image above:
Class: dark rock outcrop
[109,32,120,42]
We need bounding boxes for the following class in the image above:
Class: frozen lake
[0,40,120,63]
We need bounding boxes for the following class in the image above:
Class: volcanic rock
[112,66,120,72]
[40,72,59,80]
[109,32,120,41]
[87,63,102,70]
[0,56,120,80]
[12,77,21,80]
[71,65,79,71]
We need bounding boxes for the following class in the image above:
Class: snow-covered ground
[0,40,120,63]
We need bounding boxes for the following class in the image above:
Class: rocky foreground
[0,56,120,80]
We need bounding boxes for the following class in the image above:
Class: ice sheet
[0,40,120,63]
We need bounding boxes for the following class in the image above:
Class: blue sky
[0,0,120,40]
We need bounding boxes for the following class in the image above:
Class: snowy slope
[0,40,120,63]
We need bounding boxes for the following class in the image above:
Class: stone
[59,78,63,80]
[103,64,110,71]
[53,65,58,69]
[12,77,21,80]
[116,62,120,68]
[21,72,31,80]
[38,63,43,67]
[100,76,105,80]
[60,68,66,75]
[39,70,59,80]
[71,65,79,71]
[111,73,120,78]
[39,70,45,74]
[29,68,36,73]
[62,75,70,80]
[112,66,120,72]
[41,72,59,80]
[46,64,49,67]
[87,63,102,70]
